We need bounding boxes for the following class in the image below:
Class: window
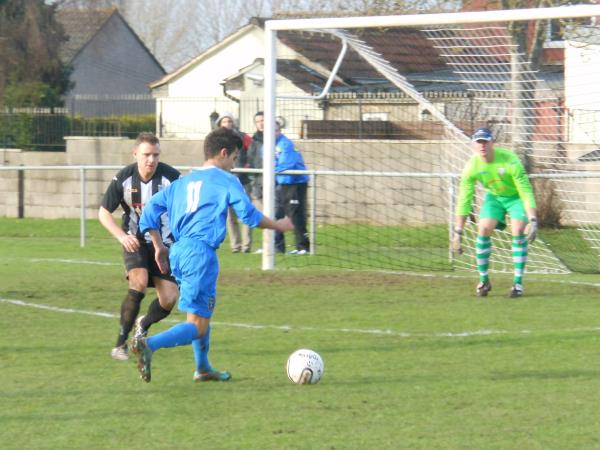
[545,17,591,48]
[362,112,389,121]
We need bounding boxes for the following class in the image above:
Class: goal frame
[261,5,600,270]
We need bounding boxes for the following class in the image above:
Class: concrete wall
[3,137,597,226]
[0,137,206,219]
[0,137,452,225]
[299,140,451,225]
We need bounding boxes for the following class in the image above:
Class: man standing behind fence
[247,111,265,253]
[248,111,264,210]
[98,132,180,360]
[215,112,253,253]
[274,122,310,255]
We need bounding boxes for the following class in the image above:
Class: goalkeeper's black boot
[476,280,492,297]
[509,284,524,298]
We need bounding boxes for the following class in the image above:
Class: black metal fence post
[18,166,24,218]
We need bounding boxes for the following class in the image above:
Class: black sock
[115,289,145,347]
[141,298,171,331]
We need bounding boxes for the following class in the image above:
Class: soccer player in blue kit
[132,127,294,383]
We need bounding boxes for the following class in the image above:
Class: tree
[273,0,459,15]
[0,0,71,108]
[54,0,455,71]
[56,0,270,71]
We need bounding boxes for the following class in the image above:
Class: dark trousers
[275,183,309,252]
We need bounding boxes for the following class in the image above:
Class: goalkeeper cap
[471,128,494,142]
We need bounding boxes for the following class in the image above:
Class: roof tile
[55,8,115,63]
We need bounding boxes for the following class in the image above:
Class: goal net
[261,6,600,274]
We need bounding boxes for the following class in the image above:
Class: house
[149,20,266,139]
[149,18,461,139]
[56,8,165,117]
[150,14,598,147]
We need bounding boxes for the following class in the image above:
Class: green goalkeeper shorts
[480,193,528,230]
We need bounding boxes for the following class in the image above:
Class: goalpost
[261,5,600,273]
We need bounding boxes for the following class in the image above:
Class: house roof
[278,27,447,84]
[269,28,460,95]
[150,20,448,93]
[577,148,600,162]
[56,8,164,72]
[151,18,565,96]
[56,8,115,63]
[281,28,568,96]
[222,57,346,93]
[278,58,347,92]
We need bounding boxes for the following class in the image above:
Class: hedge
[0,113,155,151]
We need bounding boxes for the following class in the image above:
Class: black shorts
[123,242,176,287]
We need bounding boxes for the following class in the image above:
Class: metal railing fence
[2,165,599,272]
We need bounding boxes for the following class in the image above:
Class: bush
[0,112,156,151]
[532,178,563,228]
[70,114,155,139]
[0,112,33,149]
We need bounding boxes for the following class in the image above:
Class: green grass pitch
[2,218,600,449]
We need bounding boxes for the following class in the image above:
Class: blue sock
[147,322,198,352]
[192,325,212,372]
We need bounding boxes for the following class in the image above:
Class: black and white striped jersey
[101,162,180,244]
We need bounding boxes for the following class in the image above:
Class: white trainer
[289,249,308,255]
[111,345,129,361]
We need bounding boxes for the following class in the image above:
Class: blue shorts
[169,238,219,318]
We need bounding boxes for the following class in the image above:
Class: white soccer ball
[286,348,324,384]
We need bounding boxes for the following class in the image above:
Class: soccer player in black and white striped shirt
[99,132,180,360]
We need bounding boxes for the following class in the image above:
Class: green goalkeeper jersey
[456,146,536,216]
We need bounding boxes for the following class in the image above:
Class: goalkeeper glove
[527,218,538,243]
[452,228,463,254]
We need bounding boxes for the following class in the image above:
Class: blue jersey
[139,166,264,249]
[275,134,309,185]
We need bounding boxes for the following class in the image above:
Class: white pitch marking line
[28,258,121,266]
[29,259,600,288]
[0,298,117,318]
[2,297,599,339]
[9,258,600,288]
[378,269,600,288]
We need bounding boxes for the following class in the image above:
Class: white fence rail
[2,166,599,269]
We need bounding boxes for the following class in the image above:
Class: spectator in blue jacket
[274,122,310,254]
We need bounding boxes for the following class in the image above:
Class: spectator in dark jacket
[215,112,253,253]
[247,111,264,208]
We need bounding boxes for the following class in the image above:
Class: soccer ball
[286,348,324,384]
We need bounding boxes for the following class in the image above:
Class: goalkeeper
[452,128,537,298]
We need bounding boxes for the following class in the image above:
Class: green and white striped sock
[476,236,492,282]
[512,235,528,285]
